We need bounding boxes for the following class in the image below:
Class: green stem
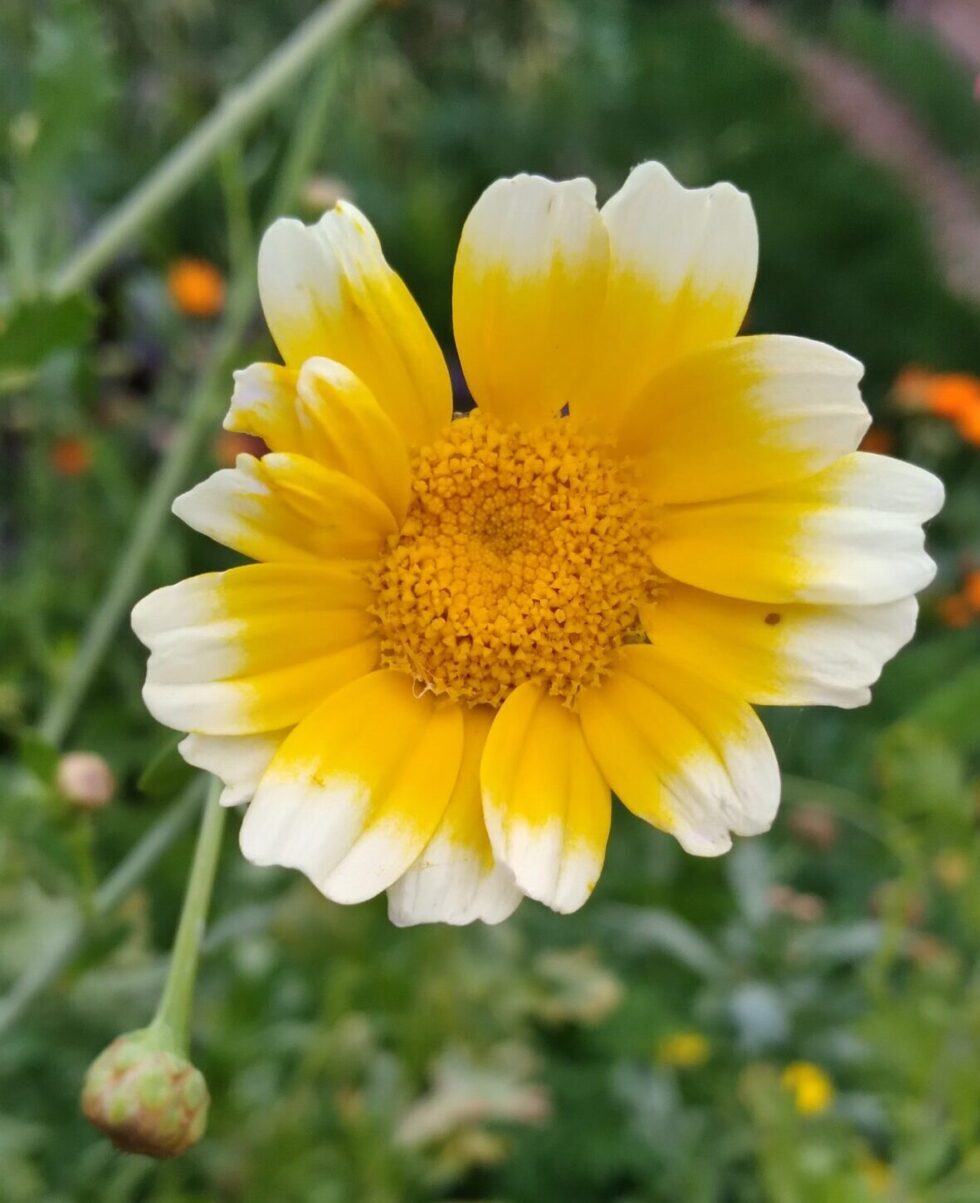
[0,778,205,1036]
[149,779,226,1055]
[50,0,375,297]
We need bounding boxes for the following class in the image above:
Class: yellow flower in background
[781,1061,834,1115]
[167,257,226,317]
[133,162,942,925]
[656,1031,710,1069]
[858,1153,893,1195]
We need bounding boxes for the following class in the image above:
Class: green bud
[80,1027,209,1158]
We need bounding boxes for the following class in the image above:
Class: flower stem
[148,779,226,1055]
[0,778,205,1037]
[50,0,375,298]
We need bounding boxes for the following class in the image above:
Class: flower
[936,592,974,629]
[965,570,980,612]
[858,425,894,455]
[50,435,92,477]
[166,257,225,317]
[858,1153,893,1195]
[56,751,115,810]
[656,1030,710,1068]
[893,365,980,444]
[81,1028,209,1158]
[133,163,943,926]
[781,1061,833,1115]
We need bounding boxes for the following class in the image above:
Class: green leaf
[137,734,195,798]
[598,904,722,978]
[0,293,96,375]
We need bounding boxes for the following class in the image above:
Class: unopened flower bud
[787,805,838,850]
[300,174,352,215]
[56,751,115,810]
[81,1028,209,1158]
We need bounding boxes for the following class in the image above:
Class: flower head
[656,1030,710,1068]
[167,257,225,317]
[56,751,115,810]
[134,163,942,925]
[81,1028,209,1158]
[893,365,980,444]
[50,435,92,478]
[781,1061,834,1115]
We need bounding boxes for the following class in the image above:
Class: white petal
[179,731,285,806]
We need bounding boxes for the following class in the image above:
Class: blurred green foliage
[1,1,979,1200]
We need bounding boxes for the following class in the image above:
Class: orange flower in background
[936,569,980,629]
[858,426,894,455]
[167,257,226,317]
[212,431,267,467]
[50,435,92,477]
[893,366,980,445]
[937,593,973,629]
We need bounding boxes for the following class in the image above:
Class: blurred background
[1,1,979,1200]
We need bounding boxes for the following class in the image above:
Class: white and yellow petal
[240,671,464,904]
[643,585,919,709]
[224,362,301,451]
[481,683,610,914]
[226,359,412,524]
[257,201,451,446]
[579,645,779,857]
[619,335,869,504]
[132,563,379,735]
[387,707,522,927]
[453,174,609,426]
[173,451,397,564]
[653,452,944,605]
[573,160,758,433]
[178,731,286,806]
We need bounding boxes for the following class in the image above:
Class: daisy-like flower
[133,163,943,925]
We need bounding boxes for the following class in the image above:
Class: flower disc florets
[372,415,660,707]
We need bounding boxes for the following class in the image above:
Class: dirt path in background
[722,0,980,308]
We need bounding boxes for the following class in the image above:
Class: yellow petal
[642,584,919,709]
[173,452,397,564]
[619,335,868,503]
[481,683,610,914]
[257,202,451,446]
[452,174,609,426]
[572,161,757,434]
[388,706,522,927]
[132,562,380,735]
[293,358,411,524]
[653,452,943,604]
[578,645,779,857]
[227,360,412,524]
[240,671,464,904]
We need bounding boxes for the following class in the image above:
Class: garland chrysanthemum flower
[133,163,943,925]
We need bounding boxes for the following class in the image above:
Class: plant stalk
[50,0,375,297]
[148,779,226,1054]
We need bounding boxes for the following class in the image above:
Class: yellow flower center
[371,414,659,708]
